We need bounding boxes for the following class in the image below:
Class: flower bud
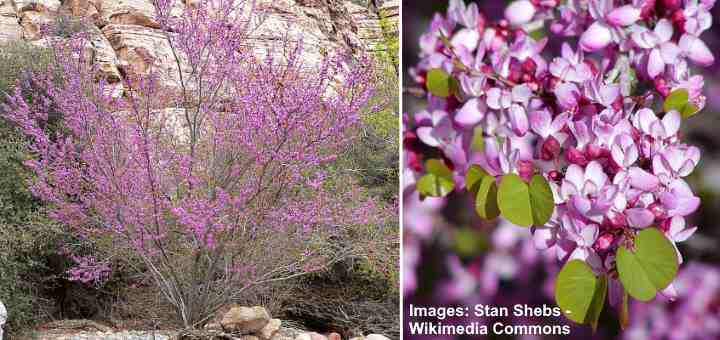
[566,146,589,166]
[541,136,561,160]
[663,0,682,12]
[595,233,615,251]
[585,143,604,160]
[517,160,535,181]
[608,212,628,229]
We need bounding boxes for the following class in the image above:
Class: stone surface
[365,335,390,340]
[0,300,6,340]
[308,333,328,340]
[0,0,388,86]
[221,306,271,334]
[295,334,312,340]
[257,318,281,340]
[327,332,341,340]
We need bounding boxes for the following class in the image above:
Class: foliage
[0,42,62,334]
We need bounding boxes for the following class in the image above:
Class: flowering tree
[2,0,381,327]
[405,0,714,330]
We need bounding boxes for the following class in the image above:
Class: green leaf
[681,103,699,119]
[465,165,488,192]
[555,260,598,324]
[528,29,547,41]
[417,174,454,197]
[471,126,484,152]
[529,174,554,226]
[426,159,452,178]
[663,89,689,113]
[475,174,500,220]
[616,228,679,301]
[497,174,533,226]
[663,89,698,118]
[497,174,555,227]
[426,68,457,98]
[585,273,607,332]
[465,165,500,219]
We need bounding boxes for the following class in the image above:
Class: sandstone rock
[257,318,281,340]
[0,13,22,42]
[294,334,312,340]
[240,336,261,340]
[221,306,271,335]
[327,332,341,340]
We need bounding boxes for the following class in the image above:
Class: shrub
[2,0,383,328]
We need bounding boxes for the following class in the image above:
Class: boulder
[309,333,327,340]
[365,335,390,340]
[221,306,271,335]
[257,318,281,340]
[0,300,6,340]
[327,333,341,340]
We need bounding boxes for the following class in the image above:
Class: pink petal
[659,42,680,63]
[626,208,655,228]
[555,82,579,109]
[455,98,485,127]
[529,109,552,138]
[532,227,556,250]
[661,110,681,137]
[629,167,660,191]
[606,5,641,26]
[580,22,613,51]
[654,19,674,43]
[451,28,480,51]
[416,127,441,147]
[505,0,536,25]
[680,34,715,66]
[585,161,608,187]
[509,104,529,136]
[648,48,665,78]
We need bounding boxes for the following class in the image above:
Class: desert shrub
[0,41,60,335]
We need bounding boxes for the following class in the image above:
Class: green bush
[0,41,63,336]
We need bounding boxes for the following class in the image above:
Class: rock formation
[0,0,397,94]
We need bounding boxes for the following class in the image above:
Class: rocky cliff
[0,0,397,92]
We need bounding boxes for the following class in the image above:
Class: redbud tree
[2,0,381,327]
[404,0,713,330]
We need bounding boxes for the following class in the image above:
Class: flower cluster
[405,0,714,301]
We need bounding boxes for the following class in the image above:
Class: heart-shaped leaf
[529,174,554,226]
[426,68,458,98]
[555,260,598,324]
[616,228,678,301]
[664,89,698,119]
[417,174,454,197]
[426,159,452,178]
[475,175,499,220]
[586,273,607,332]
[465,165,488,192]
[497,174,555,227]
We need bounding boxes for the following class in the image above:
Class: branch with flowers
[404,0,713,330]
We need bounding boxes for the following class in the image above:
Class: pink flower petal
[580,21,613,51]
[505,0,536,25]
[606,5,641,26]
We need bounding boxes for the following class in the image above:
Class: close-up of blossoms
[403,0,717,334]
